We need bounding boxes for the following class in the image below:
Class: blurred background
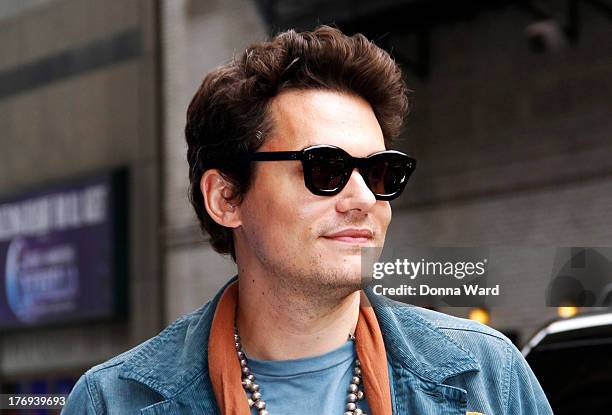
[0,0,611,413]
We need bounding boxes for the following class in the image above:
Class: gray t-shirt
[245,339,371,414]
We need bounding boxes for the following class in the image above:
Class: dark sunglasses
[242,144,416,200]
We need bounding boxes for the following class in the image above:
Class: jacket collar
[363,283,480,383]
[119,275,480,401]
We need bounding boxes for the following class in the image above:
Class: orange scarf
[208,280,392,414]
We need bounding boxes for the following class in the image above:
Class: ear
[200,169,242,228]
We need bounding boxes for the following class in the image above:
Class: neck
[235,272,361,361]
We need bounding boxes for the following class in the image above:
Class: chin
[326,264,363,288]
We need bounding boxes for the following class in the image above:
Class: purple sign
[0,170,127,329]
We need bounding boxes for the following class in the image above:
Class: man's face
[234,89,392,298]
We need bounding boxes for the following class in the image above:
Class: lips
[322,228,374,245]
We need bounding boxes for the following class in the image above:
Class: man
[63,26,552,414]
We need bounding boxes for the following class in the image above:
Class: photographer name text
[372,284,500,296]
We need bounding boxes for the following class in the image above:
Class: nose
[335,169,377,213]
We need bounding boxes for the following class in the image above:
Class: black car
[522,312,612,414]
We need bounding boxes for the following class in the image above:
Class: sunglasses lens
[303,146,414,199]
[366,154,411,197]
[309,149,348,191]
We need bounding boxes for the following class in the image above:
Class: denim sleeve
[506,346,553,414]
[61,374,99,415]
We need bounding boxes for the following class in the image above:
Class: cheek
[250,197,332,261]
[242,168,316,243]
[292,198,331,240]
[380,203,392,227]
[372,202,392,244]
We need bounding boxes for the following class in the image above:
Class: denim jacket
[62,275,553,414]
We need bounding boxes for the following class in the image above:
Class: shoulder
[410,307,552,413]
[378,299,552,414]
[409,305,514,350]
[86,307,198,383]
[381,297,515,358]
[405,306,518,383]
[62,337,164,414]
[62,303,211,414]
[379,298,514,390]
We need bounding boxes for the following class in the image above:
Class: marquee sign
[0,170,128,329]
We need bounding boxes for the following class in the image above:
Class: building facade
[1,0,611,399]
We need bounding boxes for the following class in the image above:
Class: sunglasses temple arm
[245,151,302,162]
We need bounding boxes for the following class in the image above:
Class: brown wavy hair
[185,25,409,261]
